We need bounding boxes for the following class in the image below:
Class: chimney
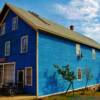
[69,25,74,31]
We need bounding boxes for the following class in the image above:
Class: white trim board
[36,30,39,97]
[0,9,10,27]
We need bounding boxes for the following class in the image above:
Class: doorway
[17,70,24,88]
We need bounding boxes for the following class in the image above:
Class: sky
[0,0,100,43]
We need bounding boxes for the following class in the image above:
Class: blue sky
[0,0,100,43]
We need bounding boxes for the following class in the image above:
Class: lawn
[41,91,100,100]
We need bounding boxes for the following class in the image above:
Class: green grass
[38,91,100,100]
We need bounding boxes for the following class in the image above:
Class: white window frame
[12,16,18,31]
[0,23,6,35]
[5,41,10,56]
[25,67,32,86]
[77,67,82,81]
[92,49,96,59]
[76,44,81,56]
[21,35,28,53]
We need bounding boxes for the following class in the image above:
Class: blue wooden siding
[0,8,100,96]
[38,32,100,96]
[0,10,36,95]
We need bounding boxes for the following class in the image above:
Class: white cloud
[55,0,100,20]
[54,0,100,43]
[83,23,100,42]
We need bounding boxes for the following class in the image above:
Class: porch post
[2,64,4,85]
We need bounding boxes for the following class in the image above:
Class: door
[17,70,24,88]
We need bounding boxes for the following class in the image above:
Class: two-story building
[0,3,100,97]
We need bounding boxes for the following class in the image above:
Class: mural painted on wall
[42,69,66,94]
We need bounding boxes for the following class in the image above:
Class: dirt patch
[0,96,36,100]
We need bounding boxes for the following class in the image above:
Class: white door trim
[17,69,25,87]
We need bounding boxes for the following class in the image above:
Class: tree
[82,67,93,94]
[54,64,76,96]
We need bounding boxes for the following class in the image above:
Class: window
[5,41,10,56]
[0,23,6,35]
[92,49,96,59]
[4,64,15,84]
[76,44,81,56]
[12,16,18,31]
[21,35,28,53]
[77,68,82,80]
[25,67,32,86]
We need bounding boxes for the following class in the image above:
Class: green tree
[54,64,76,96]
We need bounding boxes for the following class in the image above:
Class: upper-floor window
[92,49,96,59]
[76,44,81,56]
[12,16,18,31]
[21,35,28,53]
[0,23,6,35]
[5,41,10,56]
[77,68,82,80]
[25,67,32,86]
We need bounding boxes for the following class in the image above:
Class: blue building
[0,4,100,97]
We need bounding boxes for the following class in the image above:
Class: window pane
[12,16,18,31]
[5,41,10,56]
[92,49,96,59]
[76,44,81,55]
[0,23,6,35]
[77,68,82,80]
[25,67,32,86]
[21,36,28,53]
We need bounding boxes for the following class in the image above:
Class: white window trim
[92,49,96,59]
[76,43,81,56]
[25,67,32,86]
[12,16,18,31]
[0,23,6,36]
[21,35,28,53]
[77,67,82,81]
[5,41,10,56]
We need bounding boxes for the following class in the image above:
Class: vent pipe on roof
[69,25,74,31]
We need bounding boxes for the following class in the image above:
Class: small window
[92,49,96,59]
[5,41,10,56]
[77,68,82,80]
[76,44,81,56]
[0,23,6,35]
[12,16,18,31]
[21,35,28,53]
[25,67,32,86]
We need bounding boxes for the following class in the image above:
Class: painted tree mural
[54,64,76,95]
[82,67,93,94]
